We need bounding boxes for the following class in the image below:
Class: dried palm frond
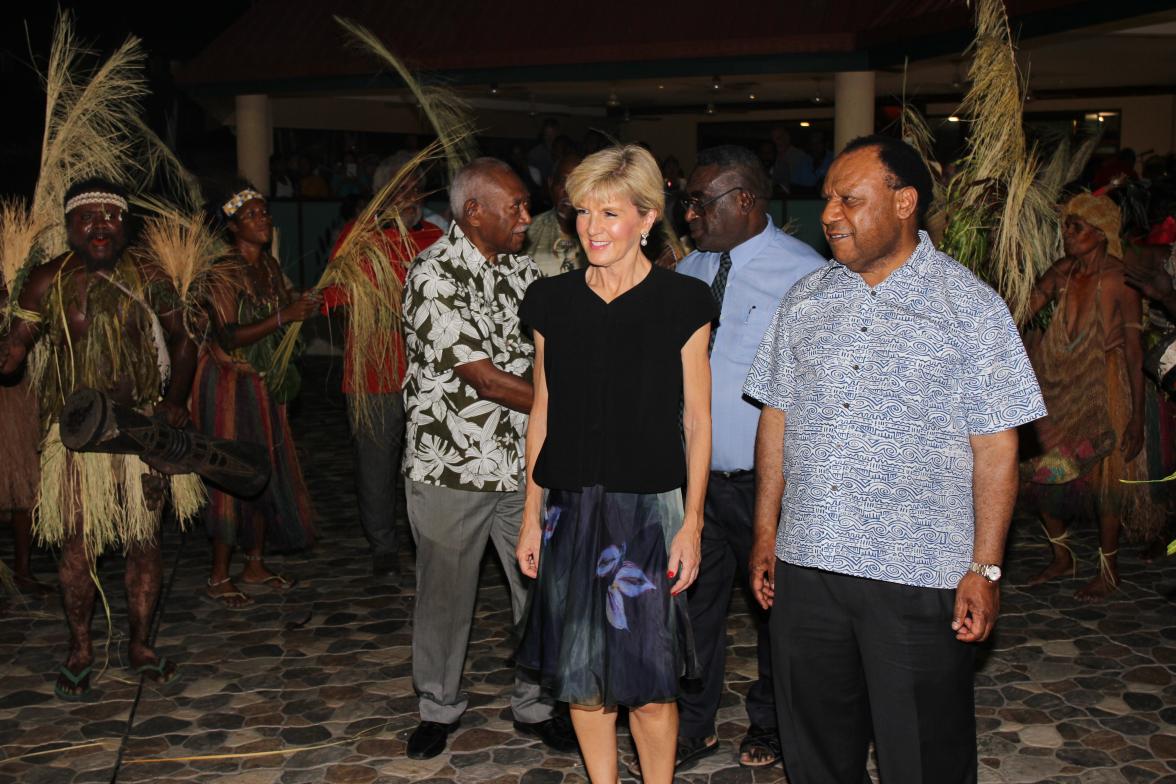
[934,0,1060,323]
[32,11,149,254]
[0,199,48,298]
[131,117,205,213]
[1064,132,1102,187]
[134,196,233,338]
[335,16,477,178]
[31,11,201,257]
[268,141,456,433]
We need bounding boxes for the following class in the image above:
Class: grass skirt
[517,485,698,709]
[35,423,204,558]
[189,351,315,552]
[0,377,40,511]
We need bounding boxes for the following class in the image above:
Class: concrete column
[235,94,271,195]
[833,71,876,153]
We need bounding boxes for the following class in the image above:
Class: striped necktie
[708,251,732,354]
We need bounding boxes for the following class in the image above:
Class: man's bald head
[449,157,519,221]
[695,145,771,200]
[450,157,532,259]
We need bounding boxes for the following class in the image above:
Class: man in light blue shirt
[674,145,824,771]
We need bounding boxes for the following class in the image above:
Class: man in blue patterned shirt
[744,136,1045,784]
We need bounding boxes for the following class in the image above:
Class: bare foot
[1075,571,1118,603]
[1026,555,1074,586]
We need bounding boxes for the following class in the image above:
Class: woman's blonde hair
[565,144,664,218]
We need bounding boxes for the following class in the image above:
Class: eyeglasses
[680,186,748,216]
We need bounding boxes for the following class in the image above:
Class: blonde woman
[516,145,714,782]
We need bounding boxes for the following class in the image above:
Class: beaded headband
[222,189,265,218]
[64,192,129,214]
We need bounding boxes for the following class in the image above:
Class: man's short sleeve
[961,294,1047,434]
[404,257,491,371]
[743,299,793,411]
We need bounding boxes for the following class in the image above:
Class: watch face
[983,564,1002,581]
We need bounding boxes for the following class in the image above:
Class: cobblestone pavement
[1,359,1174,783]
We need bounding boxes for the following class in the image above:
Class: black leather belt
[711,469,754,480]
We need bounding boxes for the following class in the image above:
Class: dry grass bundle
[31,11,200,257]
[135,197,233,338]
[0,200,49,321]
[335,16,477,178]
[269,142,455,433]
[930,0,1063,323]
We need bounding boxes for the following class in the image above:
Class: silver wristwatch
[970,562,1002,583]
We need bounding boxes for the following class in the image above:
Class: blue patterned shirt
[743,232,1046,588]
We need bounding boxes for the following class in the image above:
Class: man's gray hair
[372,150,419,193]
[449,157,517,221]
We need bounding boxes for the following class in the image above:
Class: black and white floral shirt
[402,223,538,491]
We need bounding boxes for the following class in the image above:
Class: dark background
[0,2,250,198]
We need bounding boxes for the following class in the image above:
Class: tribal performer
[1023,193,1166,600]
[0,179,203,698]
[189,186,316,610]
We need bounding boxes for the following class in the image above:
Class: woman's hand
[281,291,322,324]
[667,516,703,595]
[516,513,543,579]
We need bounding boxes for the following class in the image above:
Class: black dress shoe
[406,719,459,759]
[513,714,578,753]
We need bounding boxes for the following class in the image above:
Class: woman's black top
[519,265,716,494]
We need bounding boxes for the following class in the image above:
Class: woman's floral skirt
[517,485,698,709]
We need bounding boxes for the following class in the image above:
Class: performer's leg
[124,533,176,682]
[56,512,96,696]
[239,511,295,590]
[1027,511,1073,585]
[207,538,251,608]
[1076,510,1121,602]
[12,510,50,592]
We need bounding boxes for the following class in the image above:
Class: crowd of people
[3,126,1175,784]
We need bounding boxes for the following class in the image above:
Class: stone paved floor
[1,358,1175,783]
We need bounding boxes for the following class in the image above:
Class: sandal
[239,573,298,593]
[54,663,93,701]
[626,734,718,777]
[133,656,180,686]
[204,577,254,610]
[739,724,782,767]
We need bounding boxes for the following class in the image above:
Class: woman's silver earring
[640,232,649,246]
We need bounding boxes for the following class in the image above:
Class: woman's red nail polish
[667,570,675,578]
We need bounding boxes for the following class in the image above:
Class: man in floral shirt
[401,158,575,759]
